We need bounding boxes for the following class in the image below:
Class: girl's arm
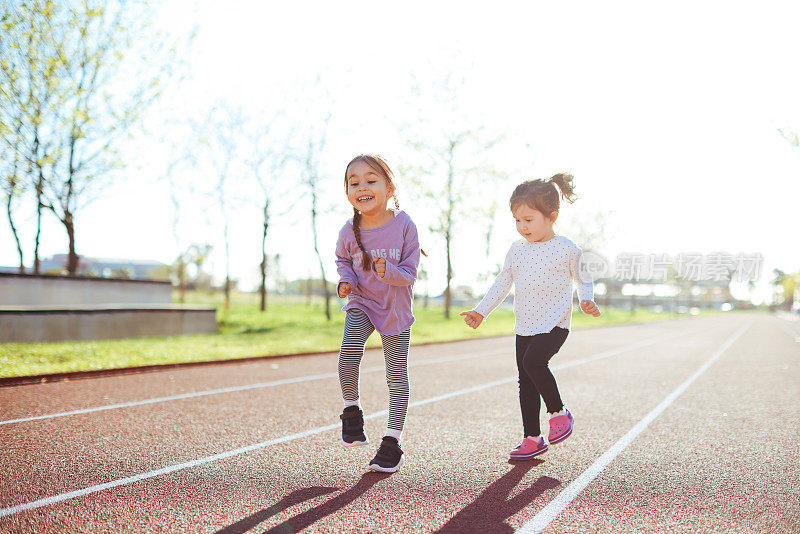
[570,246,601,316]
[473,248,514,320]
[335,229,358,289]
[569,246,594,302]
[376,220,421,287]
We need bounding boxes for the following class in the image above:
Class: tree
[1,1,63,273]
[399,71,506,319]
[244,113,295,312]
[173,243,211,291]
[0,4,26,272]
[174,99,296,312]
[300,113,333,320]
[771,268,800,310]
[776,130,799,310]
[161,140,196,303]
[192,104,247,309]
[0,0,192,275]
[0,121,25,273]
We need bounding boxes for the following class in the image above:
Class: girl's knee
[523,356,551,375]
[386,375,409,391]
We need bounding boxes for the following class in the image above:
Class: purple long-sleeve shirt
[335,210,420,335]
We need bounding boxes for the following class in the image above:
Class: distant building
[596,276,742,311]
[1,254,168,280]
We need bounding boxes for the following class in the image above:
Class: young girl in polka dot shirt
[460,174,601,460]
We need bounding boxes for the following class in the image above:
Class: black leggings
[516,327,569,437]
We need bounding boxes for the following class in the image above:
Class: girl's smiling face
[513,203,558,243]
[346,160,393,215]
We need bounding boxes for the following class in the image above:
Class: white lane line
[775,321,800,343]
[0,350,509,426]
[516,323,751,534]
[0,327,702,518]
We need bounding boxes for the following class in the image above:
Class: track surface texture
[1,312,798,533]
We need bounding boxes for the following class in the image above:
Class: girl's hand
[338,282,352,298]
[459,310,485,329]
[374,258,386,278]
[580,300,601,317]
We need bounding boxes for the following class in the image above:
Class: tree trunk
[34,171,45,274]
[7,120,25,273]
[316,254,331,320]
[30,122,44,274]
[260,201,269,312]
[221,191,231,310]
[6,194,24,273]
[64,129,78,276]
[224,276,230,309]
[177,259,186,303]
[310,182,331,320]
[444,149,455,319]
[445,227,452,319]
[64,210,79,275]
[421,268,430,309]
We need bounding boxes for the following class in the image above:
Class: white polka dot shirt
[474,235,594,336]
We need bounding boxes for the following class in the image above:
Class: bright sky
[3,0,800,304]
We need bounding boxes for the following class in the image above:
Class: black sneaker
[340,406,368,446]
[368,436,404,473]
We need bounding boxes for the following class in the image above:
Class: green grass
[0,291,699,378]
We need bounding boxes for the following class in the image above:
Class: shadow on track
[434,461,560,533]
[215,472,391,533]
[214,486,338,533]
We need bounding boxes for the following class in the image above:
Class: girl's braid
[352,208,372,270]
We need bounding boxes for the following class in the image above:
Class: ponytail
[510,172,578,216]
[549,173,577,204]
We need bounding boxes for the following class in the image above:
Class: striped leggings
[338,309,411,434]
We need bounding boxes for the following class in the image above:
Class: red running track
[1,312,798,533]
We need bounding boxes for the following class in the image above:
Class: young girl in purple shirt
[335,154,421,473]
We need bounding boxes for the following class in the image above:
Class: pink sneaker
[548,410,574,444]
[509,437,548,460]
